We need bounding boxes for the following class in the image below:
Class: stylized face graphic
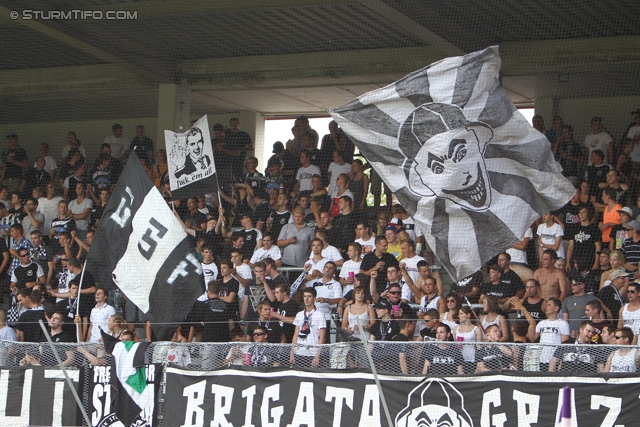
[399,404,470,427]
[186,131,204,159]
[411,126,490,210]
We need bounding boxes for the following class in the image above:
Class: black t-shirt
[243,280,270,322]
[481,281,515,300]
[501,270,524,296]
[194,229,224,255]
[451,271,483,303]
[50,329,76,343]
[241,228,260,260]
[182,210,207,231]
[267,274,288,289]
[333,212,357,251]
[585,164,610,196]
[558,202,586,239]
[271,211,293,240]
[519,297,546,320]
[15,308,46,342]
[572,223,601,268]
[57,297,92,335]
[202,298,231,342]
[422,344,464,375]
[220,278,240,315]
[303,212,318,230]
[477,344,513,371]
[552,341,602,372]
[254,201,271,225]
[368,319,400,341]
[1,146,27,179]
[360,252,399,293]
[247,344,281,368]
[598,285,623,316]
[246,318,284,344]
[274,299,302,343]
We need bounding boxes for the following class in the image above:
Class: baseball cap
[631,109,640,115]
[373,299,392,310]
[624,220,640,231]
[609,270,630,281]
[617,207,633,217]
[241,212,255,222]
[272,141,284,153]
[384,225,398,233]
[597,248,611,256]
[6,133,17,139]
[591,116,602,124]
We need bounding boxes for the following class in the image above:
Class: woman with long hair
[480,296,509,342]
[441,292,462,330]
[342,285,376,340]
[454,305,483,373]
[107,314,127,339]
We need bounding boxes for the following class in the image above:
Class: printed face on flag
[404,105,493,210]
[330,46,575,281]
[395,379,472,427]
[165,115,219,199]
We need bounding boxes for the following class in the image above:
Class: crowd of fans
[1,110,640,374]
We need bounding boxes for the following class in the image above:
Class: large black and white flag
[330,46,574,281]
[87,153,203,340]
[166,115,218,199]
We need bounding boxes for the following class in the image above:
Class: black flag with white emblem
[330,46,574,281]
[87,153,203,340]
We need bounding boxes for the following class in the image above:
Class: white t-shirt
[69,197,93,231]
[507,227,533,264]
[89,303,116,343]
[311,278,343,316]
[103,135,130,159]
[308,245,342,263]
[327,162,352,194]
[401,255,425,284]
[250,246,282,264]
[536,222,565,259]
[296,165,321,192]
[198,261,219,301]
[583,132,612,165]
[37,196,64,235]
[338,259,362,296]
[0,325,17,341]
[293,308,327,356]
[355,236,375,254]
[535,318,570,363]
[304,257,329,277]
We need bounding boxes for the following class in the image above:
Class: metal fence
[1,339,633,375]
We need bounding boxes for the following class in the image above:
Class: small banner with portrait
[165,115,218,200]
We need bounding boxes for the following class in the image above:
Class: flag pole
[355,317,394,427]
[38,320,93,427]
[75,260,88,342]
[463,295,486,335]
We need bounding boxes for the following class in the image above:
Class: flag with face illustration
[330,46,574,281]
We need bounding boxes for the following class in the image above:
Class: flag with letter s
[88,153,203,340]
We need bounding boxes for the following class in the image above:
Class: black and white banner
[87,154,204,340]
[0,367,83,427]
[164,367,640,427]
[330,46,574,281]
[166,115,218,199]
[89,364,161,427]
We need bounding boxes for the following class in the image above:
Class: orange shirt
[602,203,622,243]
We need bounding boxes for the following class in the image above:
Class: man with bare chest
[533,250,567,301]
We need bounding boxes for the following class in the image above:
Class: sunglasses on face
[388,291,401,295]
[253,332,266,337]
